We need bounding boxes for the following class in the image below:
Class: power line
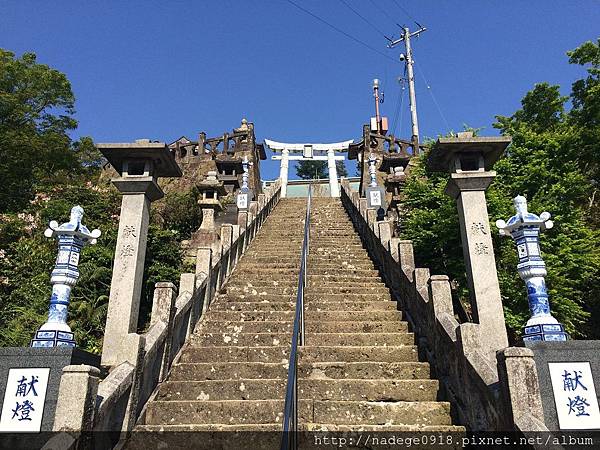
[389,0,418,24]
[414,61,451,133]
[365,0,398,28]
[391,81,405,135]
[338,0,388,39]
[284,0,396,62]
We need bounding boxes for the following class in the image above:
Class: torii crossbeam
[264,139,353,197]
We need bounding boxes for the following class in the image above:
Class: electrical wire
[397,84,406,137]
[338,0,389,39]
[284,0,397,63]
[389,0,418,24]
[366,0,399,28]
[414,61,451,133]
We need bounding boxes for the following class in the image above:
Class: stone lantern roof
[96,140,182,177]
[427,133,511,173]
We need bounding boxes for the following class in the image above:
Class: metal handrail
[280,185,312,450]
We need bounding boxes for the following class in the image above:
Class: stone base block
[0,347,100,432]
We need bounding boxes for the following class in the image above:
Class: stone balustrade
[47,180,282,448]
[339,178,548,434]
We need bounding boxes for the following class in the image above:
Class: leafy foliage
[400,40,600,341]
[0,50,186,352]
[295,160,347,179]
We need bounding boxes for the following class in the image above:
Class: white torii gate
[265,139,353,198]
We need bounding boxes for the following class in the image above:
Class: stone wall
[46,180,282,449]
[339,178,549,435]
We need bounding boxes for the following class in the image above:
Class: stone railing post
[52,365,100,433]
[96,140,181,367]
[427,133,511,358]
[150,282,177,381]
[497,347,546,431]
[398,240,415,282]
[121,333,146,433]
[179,273,199,337]
[238,210,248,230]
[248,201,258,240]
[220,224,234,277]
[196,247,213,315]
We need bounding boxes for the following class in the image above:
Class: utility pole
[387,25,426,149]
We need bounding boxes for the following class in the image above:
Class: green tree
[400,39,600,341]
[0,49,96,212]
[0,50,186,352]
[295,160,347,179]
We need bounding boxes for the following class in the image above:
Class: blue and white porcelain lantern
[365,153,386,213]
[496,196,568,342]
[31,206,101,348]
[237,156,253,211]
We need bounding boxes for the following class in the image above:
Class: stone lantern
[496,196,568,341]
[31,206,100,348]
[96,139,181,366]
[197,170,227,212]
[427,132,512,355]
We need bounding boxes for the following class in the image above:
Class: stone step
[156,379,287,401]
[305,301,398,311]
[309,286,390,295]
[156,378,438,402]
[310,256,374,262]
[301,361,429,380]
[213,293,295,303]
[169,362,288,381]
[309,262,377,270]
[307,333,414,347]
[299,345,418,363]
[199,320,408,334]
[305,293,392,302]
[134,422,466,436]
[144,399,310,425]
[310,400,452,426]
[191,332,291,347]
[211,301,295,311]
[306,310,402,321]
[221,285,297,295]
[144,399,450,426]
[180,346,290,363]
[307,280,387,288]
[204,311,296,322]
[168,360,430,382]
[307,274,381,282]
[303,423,465,433]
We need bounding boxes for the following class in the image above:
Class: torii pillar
[327,148,340,197]
[279,148,289,198]
[265,139,352,198]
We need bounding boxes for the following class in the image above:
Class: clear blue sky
[1,1,598,179]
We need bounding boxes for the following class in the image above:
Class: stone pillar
[497,347,545,429]
[97,141,180,367]
[196,247,213,315]
[427,134,511,358]
[327,148,340,197]
[279,148,289,198]
[150,282,177,381]
[102,182,159,367]
[446,173,508,354]
[52,365,100,432]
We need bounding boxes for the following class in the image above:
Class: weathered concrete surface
[125,197,462,439]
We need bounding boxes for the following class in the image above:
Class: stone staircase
[128,196,463,447]
[299,198,463,433]
[133,198,306,439]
